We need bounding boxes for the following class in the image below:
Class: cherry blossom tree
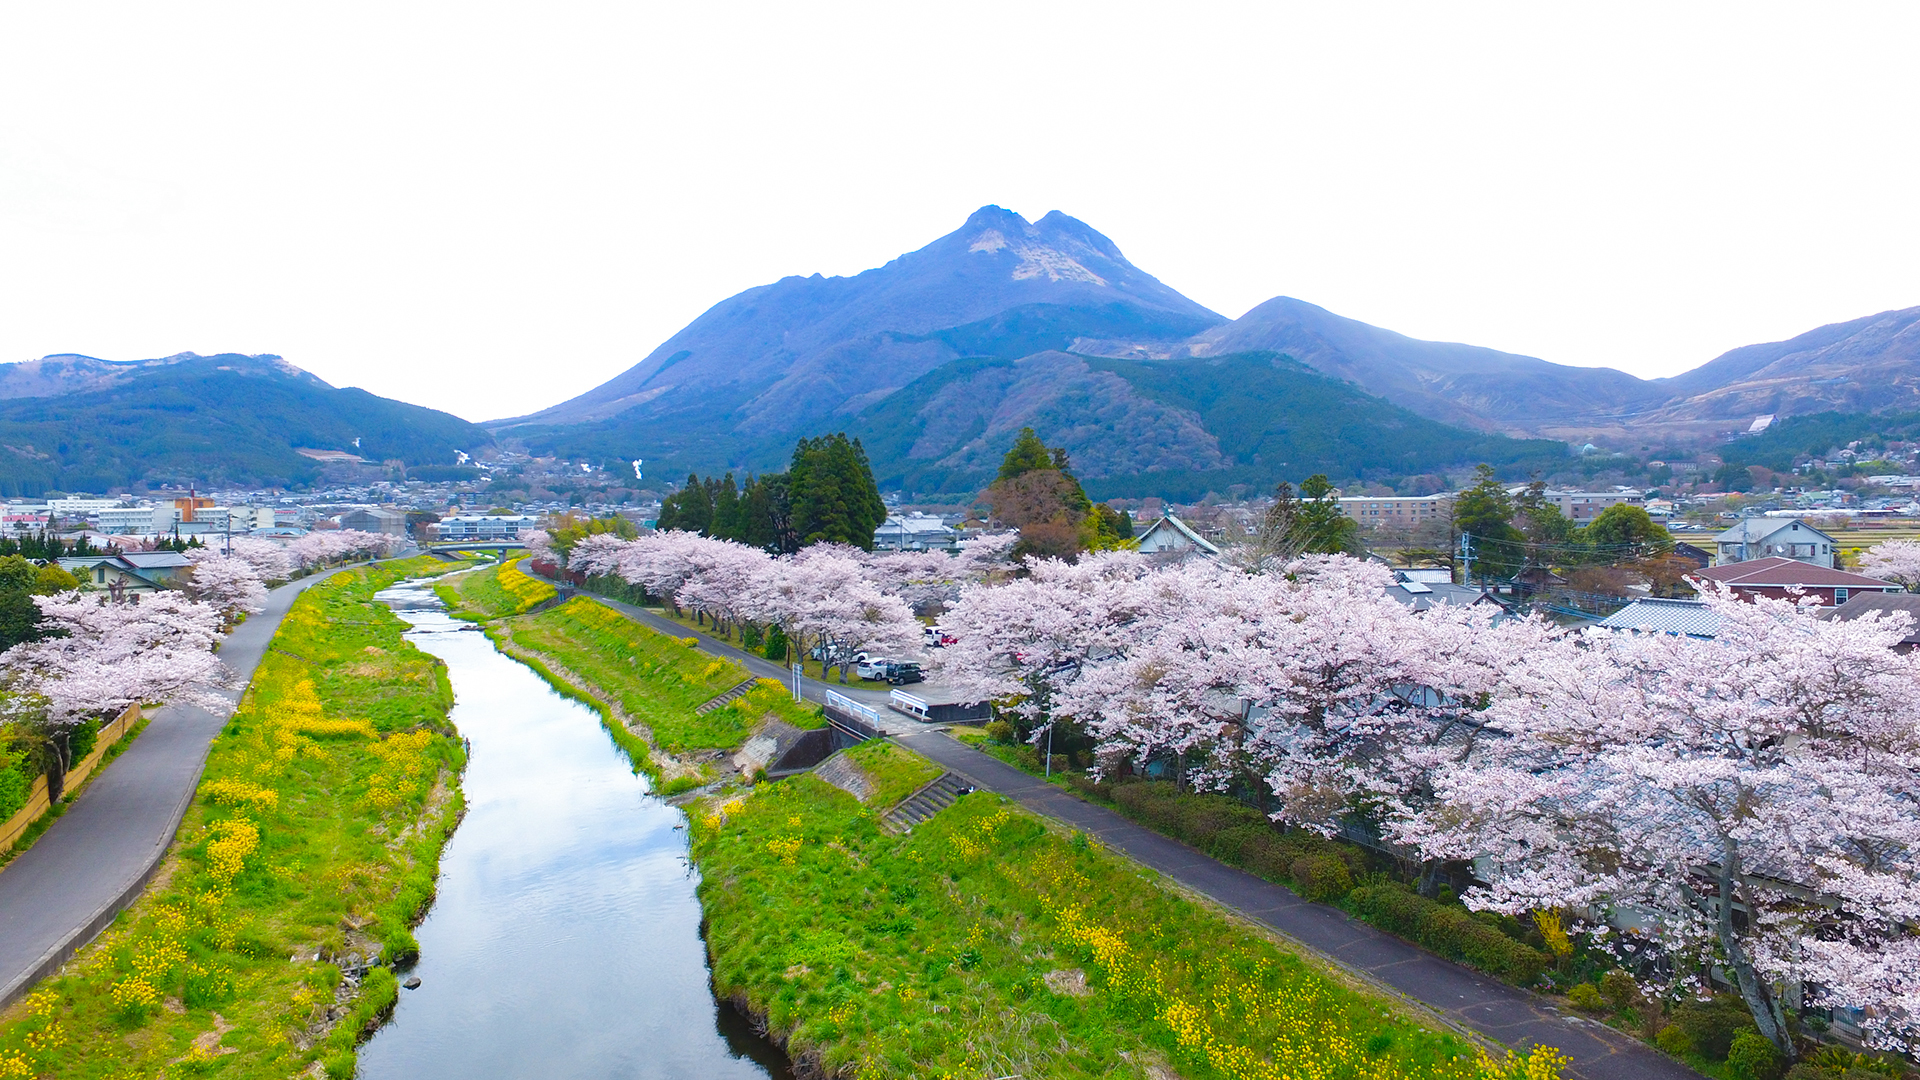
[1860,538,1920,593]
[185,550,268,624]
[3,592,233,800]
[286,529,406,571]
[225,536,293,583]
[1396,586,1920,1056]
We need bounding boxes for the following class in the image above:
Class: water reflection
[356,583,791,1080]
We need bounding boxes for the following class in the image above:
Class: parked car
[855,657,924,684]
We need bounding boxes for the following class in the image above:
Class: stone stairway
[880,773,973,834]
[696,677,761,715]
[812,752,874,802]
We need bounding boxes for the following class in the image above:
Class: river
[355,582,792,1080]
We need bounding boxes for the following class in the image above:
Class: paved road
[0,568,353,1008]
[891,730,1698,1080]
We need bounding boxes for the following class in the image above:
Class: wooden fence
[0,704,143,857]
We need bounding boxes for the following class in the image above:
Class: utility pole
[1044,722,1054,778]
[1458,531,1474,587]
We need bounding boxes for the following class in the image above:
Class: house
[58,550,194,593]
[1135,514,1220,557]
[1815,592,1920,652]
[1691,556,1900,606]
[873,513,956,551]
[1383,570,1508,613]
[1711,518,1836,567]
[339,507,409,535]
[431,514,539,542]
[1597,597,1719,638]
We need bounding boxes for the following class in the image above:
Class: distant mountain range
[0,353,490,496]
[494,205,1920,497]
[4,205,1914,497]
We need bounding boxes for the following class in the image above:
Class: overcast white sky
[1,3,1915,422]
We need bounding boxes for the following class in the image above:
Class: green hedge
[1348,885,1549,986]
[1109,780,1361,884]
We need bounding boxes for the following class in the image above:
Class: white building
[1338,493,1451,525]
[873,513,956,550]
[432,514,539,541]
[97,506,171,534]
[1712,518,1837,568]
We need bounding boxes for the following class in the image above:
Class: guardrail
[888,690,931,720]
[822,690,882,741]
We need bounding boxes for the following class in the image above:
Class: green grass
[432,557,555,621]
[842,740,943,808]
[692,770,1564,1080]
[642,606,900,689]
[503,598,823,756]
[0,555,469,1078]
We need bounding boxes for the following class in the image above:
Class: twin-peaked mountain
[495,206,1920,497]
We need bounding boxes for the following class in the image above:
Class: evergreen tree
[1296,474,1360,555]
[789,433,887,550]
[1452,464,1525,581]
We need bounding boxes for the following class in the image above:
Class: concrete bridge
[424,540,527,553]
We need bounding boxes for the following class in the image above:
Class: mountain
[1646,305,1920,422]
[493,206,1224,469]
[848,351,1568,501]
[1125,296,1666,431]
[0,353,492,495]
[1076,299,1920,441]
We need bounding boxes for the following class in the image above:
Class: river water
[356,583,791,1080]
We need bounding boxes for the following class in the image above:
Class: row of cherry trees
[545,529,1014,681]
[930,548,1920,1057]
[538,523,1920,1052]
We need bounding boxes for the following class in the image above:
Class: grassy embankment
[0,556,471,1080]
[694,773,1565,1080]
[636,604,902,689]
[953,729,1554,989]
[431,557,555,621]
[480,598,823,791]
[838,739,941,806]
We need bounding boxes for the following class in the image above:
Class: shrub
[983,720,1014,744]
[1671,997,1750,1060]
[1346,885,1549,986]
[1599,969,1639,1011]
[1290,853,1353,902]
[1655,1025,1692,1056]
[1566,983,1605,1013]
[1726,1029,1783,1080]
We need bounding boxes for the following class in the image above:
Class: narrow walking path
[0,565,358,1008]
[892,729,1699,1080]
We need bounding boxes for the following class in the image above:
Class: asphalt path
[0,566,353,1008]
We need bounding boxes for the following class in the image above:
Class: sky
[1,3,1916,423]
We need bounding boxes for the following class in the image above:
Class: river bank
[450,585,1567,1079]
[353,581,790,1079]
[0,555,473,1079]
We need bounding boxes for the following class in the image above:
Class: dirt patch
[1042,967,1090,997]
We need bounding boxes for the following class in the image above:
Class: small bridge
[424,541,527,552]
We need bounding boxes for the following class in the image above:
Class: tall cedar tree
[655,434,883,553]
[1452,464,1525,581]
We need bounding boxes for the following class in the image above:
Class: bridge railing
[822,690,882,741]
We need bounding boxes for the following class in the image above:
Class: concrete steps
[696,677,761,715]
[881,773,973,834]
